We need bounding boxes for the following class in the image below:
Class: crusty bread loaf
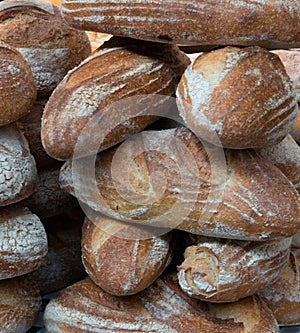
[177,236,291,303]
[0,0,91,97]
[22,164,78,219]
[44,271,280,333]
[0,206,47,280]
[0,275,41,333]
[176,46,298,149]
[31,209,85,295]
[0,123,37,207]
[82,215,175,296]
[0,41,36,126]
[61,0,300,49]
[259,247,300,326]
[256,134,300,192]
[41,37,189,160]
[60,127,300,241]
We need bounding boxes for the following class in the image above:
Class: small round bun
[176,46,298,149]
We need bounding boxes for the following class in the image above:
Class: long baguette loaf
[60,127,300,241]
[60,0,300,49]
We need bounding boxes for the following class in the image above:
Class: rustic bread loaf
[82,215,176,296]
[0,275,41,333]
[60,0,300,49]
[0,0,91,97]
[44,271,280,333]
[0,206,47,280]
[60,127,300,241]
[177,236,291,303]
[0,41,36,126]
[176,46,298,149]
[255,134,300,192]
[41,37,189,160]
[0,123,37,207]
[31,209,85,295]
[258,247,300,326]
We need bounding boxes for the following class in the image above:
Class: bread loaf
[0,123,37,207]
[44,271,280,333]
[82,215,175,296]
[0,0,91,97]
[60,0,300,49]
[0,41,36,126]
[0,275,41,333]
[41,37,189,160]
[60,127,300,241]
[258,247,300,326]
[176,46,298,149]
[0,206,47,280]
[177,236,291,303]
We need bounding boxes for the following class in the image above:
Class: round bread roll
[0,123,37,207]
[0,0,91,97]
[177,236,292,303]
[176,46,298,149]
[0,275,41,333]
[258,247,300,326]
[0,206,48,280]
[82,215,176,296]
[0,41,36,126]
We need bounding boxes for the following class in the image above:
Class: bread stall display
[0,0,299,332]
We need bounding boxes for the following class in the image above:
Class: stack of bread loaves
[1,0,300,332]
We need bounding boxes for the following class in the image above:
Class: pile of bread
[0,0,300,332]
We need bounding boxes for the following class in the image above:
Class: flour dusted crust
[61,0,300,49]
[0,206,48,279]
[176,46,298,149]
[0,41,36,126]
[0,0,91,97]
[177,236,292,303]
[82,216,175,296]
[0,275,41,333]
[0,124,37,207]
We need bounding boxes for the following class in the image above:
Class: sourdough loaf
[0,123,37,207]
[0,0,91,97]
[60,0,300,49]
[176,46,298,149]
[82,215,175,295]
[0,206,47,279]
[41,37,189,160]
[60,127,300,241]
[0,41,36,126]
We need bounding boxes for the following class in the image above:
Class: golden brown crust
[61,0,300,49]
[176,46,298,149]
[82,216,176,296]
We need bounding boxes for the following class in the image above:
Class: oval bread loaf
[0,206,48,280]
[0,0,91,97]
[177,236,291,303]
[176,46,298,149]
[60,0,300,49]
[0,41,36,126]
[82,215,175,296]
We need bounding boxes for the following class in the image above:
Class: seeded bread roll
[0,41,36,126]
[60,127,300,241]
[177,236,291,303]
[0,275,41,333]
[176,46,298,149]
[41,37,189,160]
[0,123,37,207]
[82,215,175,296]
[0,206,48,280]
[0,0,91,97]
[61,0,300,49]
[44,272,280,333]
[258,247,300,326]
